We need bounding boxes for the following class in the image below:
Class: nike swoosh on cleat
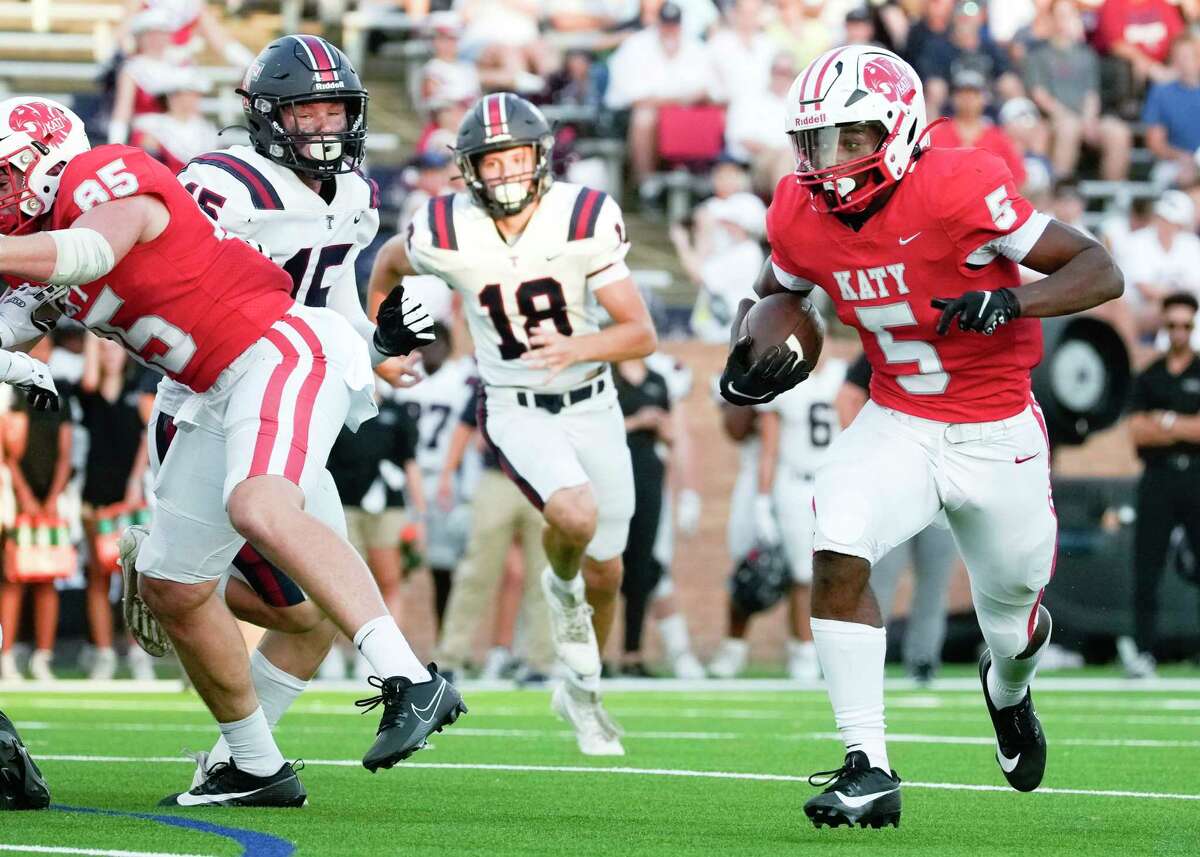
[834,788,898,809]
[1014,453,1039,464]
[998,748,1021,773]
[411,679,448,724]
[174,787,266,806]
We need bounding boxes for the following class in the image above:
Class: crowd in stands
[3,0,1200,681]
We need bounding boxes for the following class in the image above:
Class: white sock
[218,707,285,777]
[988,610,1052,710]
[657,614,693,661]
[545,566,585,603]
[810,617,889,772]
[207,651,309,769]
[353,615,431,684]
[787,639,816,659]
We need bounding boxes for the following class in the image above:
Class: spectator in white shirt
[419,13,481,112]
[708,0,775,103]
[672,189,767,343]
[606,1,718,188]
[459,0,558,96]
[725,52,797,196]
[1113,190,1200,342]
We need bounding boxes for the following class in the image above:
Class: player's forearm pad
[48,228,116,286]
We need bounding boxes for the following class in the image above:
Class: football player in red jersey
[0,96,465,807]
[719,47,1123,829]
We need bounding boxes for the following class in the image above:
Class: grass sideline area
[2,669,1198,856]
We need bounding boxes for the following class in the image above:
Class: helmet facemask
[792,120,894,214]
[0,143,46,235]
[251,93,369,179]
[456,136,554,220]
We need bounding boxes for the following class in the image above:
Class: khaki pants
[436,469,552,671]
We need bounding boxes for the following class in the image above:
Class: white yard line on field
[33,755,1200,802]
[0,846,212,857]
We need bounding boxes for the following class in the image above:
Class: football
[740,292,824,367]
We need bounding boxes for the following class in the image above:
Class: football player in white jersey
[118,36,448,800]
[391,322,476,622]
[709,355,847,680]
[369,92,657,755]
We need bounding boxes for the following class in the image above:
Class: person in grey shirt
[1023,0,1131,181]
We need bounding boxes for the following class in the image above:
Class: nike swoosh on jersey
[833,787,898,809]
[898,232,922,245]
[1014,453,1039,464]
[998,747,1021,773]
[411,679,448,724]
[174,787,267,806]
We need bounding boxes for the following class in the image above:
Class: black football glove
[719,336,810,407]
[374,284,435,357]
[931,288,1021,336]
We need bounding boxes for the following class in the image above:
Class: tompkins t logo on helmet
[860,57,916,107]
[8,102,71,147]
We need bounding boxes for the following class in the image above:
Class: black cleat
[0,710,50,810]
[158,759,307,808]
[979,650,1047,792]
[804,750,901,829]
[358,664,467,772]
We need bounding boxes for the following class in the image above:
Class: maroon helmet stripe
[486,94,503,137]
[795,56,819,114]
[298,35,337,82]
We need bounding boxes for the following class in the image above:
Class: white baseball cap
[1154,190,1195,228]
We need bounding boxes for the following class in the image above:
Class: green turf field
[2,670,1198,856]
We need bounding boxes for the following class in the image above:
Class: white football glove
[0,350,61,411]
[676,488,702,537]
[753,493,781,547]
[0,283,64,348]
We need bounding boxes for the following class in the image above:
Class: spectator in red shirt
[1092,0,1184,83]
[928,69,1027,189]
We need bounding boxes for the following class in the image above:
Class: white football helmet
[784,45,926,213]
[0,96,90,234]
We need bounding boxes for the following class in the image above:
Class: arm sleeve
[937,150,1049,268]
[845,353,873,392]
[585,195,633,291]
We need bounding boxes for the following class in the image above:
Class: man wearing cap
[605,1,717,191]
[133,67,219,173]
[929,68,1026,188]
[1127,291,1200,677]
[1113,190,1200,340]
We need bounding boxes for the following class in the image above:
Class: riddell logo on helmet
[794,113,828,127]
[8,102,71,146]
[861,57,915,106]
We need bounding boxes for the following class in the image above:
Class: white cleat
[88,647,118,681]
[540,569,601,678]
[672,652,707,680]
[0,650,25,682]
[28,650,55,681]
[787,640,822,683]
[119,525,174,658]
[707,638,749,679]
[552,683,625,756]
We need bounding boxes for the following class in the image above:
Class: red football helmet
[0,96,91,234]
